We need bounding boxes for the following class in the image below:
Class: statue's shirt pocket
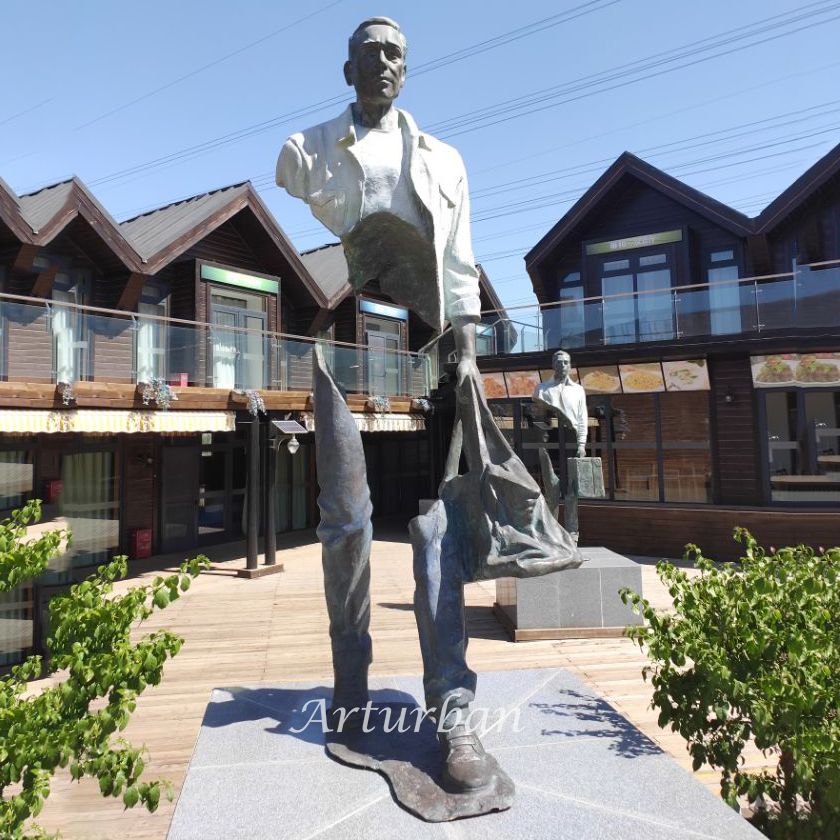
[307,183,347,234]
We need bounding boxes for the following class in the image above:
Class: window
[763,388,840,504]
[599,251,674,344]
[364,314,402,395]
[0,450,33,511]
[47,449,120,581]
[51,267,89,383]
[136,284,168,382]
[585,392,711,504]
[209,287,268,389]
[707,250,742,335]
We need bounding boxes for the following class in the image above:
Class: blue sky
[3,0,840,311]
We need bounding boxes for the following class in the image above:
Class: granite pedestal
[495,547,643,641]
[167,668,762,840]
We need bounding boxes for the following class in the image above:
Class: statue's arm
[276,137,308,200]
[442,159,481,329]
[576,391,588,457]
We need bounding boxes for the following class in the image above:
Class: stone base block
[167,669,761,839]
[495,547,642,640]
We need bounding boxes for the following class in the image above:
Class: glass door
[600,250,675,344]
[209,290,267,389]
[364,315,401,395]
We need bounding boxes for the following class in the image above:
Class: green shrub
[0,500,209,840]
[621,530,840,839]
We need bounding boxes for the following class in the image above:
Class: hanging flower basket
[244,389,266,416]
[367,395,391,414]
[57,380,76,406]
[411,397,432,413]
[141,378,178,410]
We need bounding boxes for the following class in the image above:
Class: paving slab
[167,668,762,840]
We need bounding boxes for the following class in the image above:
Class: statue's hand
[576,444,586,459]
[456,357,480,390]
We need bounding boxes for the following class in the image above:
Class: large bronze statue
[277,16,581,818]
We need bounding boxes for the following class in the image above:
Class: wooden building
[473,145,840,561]
[0,176,439,667]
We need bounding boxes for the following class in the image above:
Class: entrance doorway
[160,445,199,553]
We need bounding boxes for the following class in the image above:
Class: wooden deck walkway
[28,522,761,839]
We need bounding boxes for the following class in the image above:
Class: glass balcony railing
[0,295,432,399]
[477,259,840,357]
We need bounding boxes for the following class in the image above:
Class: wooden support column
[11,243,39,276]
[116,273,149,311]
[30,265,59,298]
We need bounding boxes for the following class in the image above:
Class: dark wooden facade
[470,144,840,560]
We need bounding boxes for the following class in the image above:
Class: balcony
[478,259,840,357]
[0,294,432,399]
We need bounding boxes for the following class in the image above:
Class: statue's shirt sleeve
[276,137,308,200]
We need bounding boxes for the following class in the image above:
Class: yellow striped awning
[0,409,235,435]
[300,412,425,433]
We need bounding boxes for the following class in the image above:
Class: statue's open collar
[335,105,433,151]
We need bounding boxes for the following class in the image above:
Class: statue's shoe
[439,724,495,792]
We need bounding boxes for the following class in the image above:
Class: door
[364,315,401,395]
[160,446,199,552]
[209,289,268,390]
[599,250,675,344]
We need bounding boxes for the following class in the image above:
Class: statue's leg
[538,446,561,519]
[312,347,373,716]
[411,505,501,792]
[410,508,475,719]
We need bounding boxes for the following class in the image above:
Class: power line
[86,0,618,189]
[433,2,840,138]
[74,0,347,131]
[0,99,53,129]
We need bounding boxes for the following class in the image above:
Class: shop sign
[586,229,682,255]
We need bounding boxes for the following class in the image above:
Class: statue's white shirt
[353,124,426,233]
[532,378,588,445]
[276,105,480,332]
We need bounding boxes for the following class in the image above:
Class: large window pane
[602,274,635,344]
[662,450,712,502]
[708,265,742,335]
[637,268,673,341]
[613,449,659,501]
[0,451,33,511]
[53,451,120,577]
[660,392,709,443]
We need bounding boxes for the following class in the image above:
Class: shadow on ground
[532,688,662,759]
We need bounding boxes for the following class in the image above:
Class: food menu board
[619,363,666,393]
[539,368,580,383]
[481,371,508,399]
[752,353,840,387]
[578,365,622,394]
[662,360,710,391]
[794,353,840,385]
[504,370,542,397]
[751,354,797,386]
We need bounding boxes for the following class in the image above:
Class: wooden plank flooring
[26,525,767,839]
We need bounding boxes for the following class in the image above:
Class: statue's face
[553,354,571,380]
[344,24,407,105]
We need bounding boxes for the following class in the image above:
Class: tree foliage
[622,530,840,839]
[0,501,209,840]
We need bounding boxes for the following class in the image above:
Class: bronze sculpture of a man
[277,16,581,805]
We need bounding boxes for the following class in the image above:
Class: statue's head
[344,17,407,107]
[552,349,572,380]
